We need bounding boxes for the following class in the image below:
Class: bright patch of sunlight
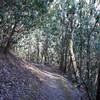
[50,0,60,9]
[85,0,89,4]
[76,0,89,4]
[95,1,100,10]
[75,0,79,2]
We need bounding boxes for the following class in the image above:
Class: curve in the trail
[29,65,82,100]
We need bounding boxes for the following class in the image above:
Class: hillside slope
[0,52,85,100]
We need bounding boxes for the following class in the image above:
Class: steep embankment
[0,52,83,100]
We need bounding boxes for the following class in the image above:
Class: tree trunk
[43,34,49,64]
[4,21,17,53]
[36,38,40,63]
[59,35,65,72]
[68,37,80,81]
[86,35,91,79]
[96,66,100,100]
[96,53,100,100]
[79,38,83,79]
[63,33,68,73]
[59,11,66,72]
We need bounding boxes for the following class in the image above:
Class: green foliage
[0,0,100,99]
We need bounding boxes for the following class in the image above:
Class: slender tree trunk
[43,34,49,64]
[36,38,40,63]
[86,35,91,79]
[63,47,67,73]
[96,53,100,100]
[59,11,66,72]
[79,39,83,79]
[4,22,17,53]
[96,66,100,100]
[60,35,65,71]
[79,0,83,79]
[68,37,80,80]
[63,33,68,73]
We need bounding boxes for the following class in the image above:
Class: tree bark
[59,34,65,72]
[96,66,100,100]
[4,21,17,53]
[96,53,100,100]
[86,35,91,79]
[69,37,80,80]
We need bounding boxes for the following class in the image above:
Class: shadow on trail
[0,52,84,100]
[31,63,83,100]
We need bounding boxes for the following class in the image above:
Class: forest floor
[33,64,83,100]
[0,51,86,100]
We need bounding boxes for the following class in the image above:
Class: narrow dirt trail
[0,53,86,100]
[32,65,82,100]
[39,71,67,100]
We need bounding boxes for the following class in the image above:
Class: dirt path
[33,65,82,100]
[39,71,67,100]
[0,53,86,100]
